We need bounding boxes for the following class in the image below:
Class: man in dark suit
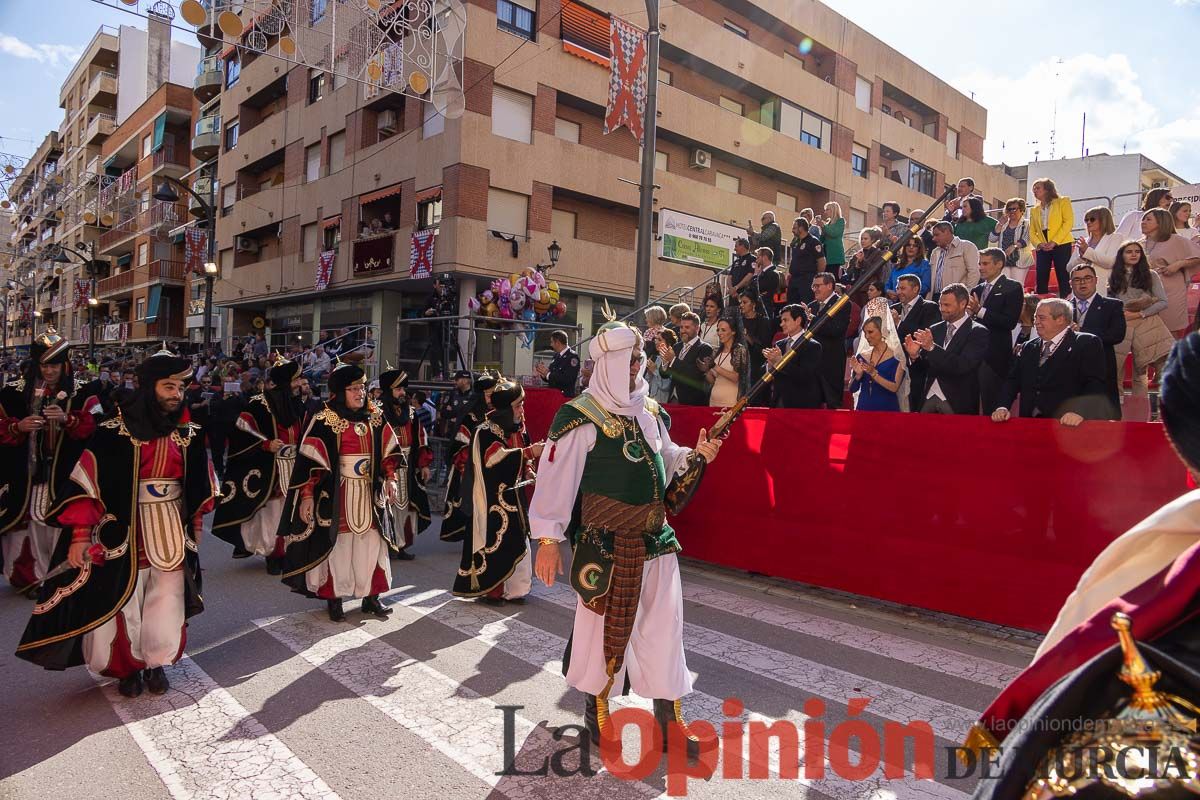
[968,247,1025,413]
[992,297,1110,425]
[535,330,580,397]
[765,304,824,409]
[893,274,941,410]
[903,283,989,414]
[807,272,850,409]
[1068,263,1127,419]
[658,312,714,406]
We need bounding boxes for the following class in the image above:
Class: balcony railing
[96,259,187,297]
[97,202,185,251]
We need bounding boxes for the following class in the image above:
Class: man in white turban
[529,321,721,755]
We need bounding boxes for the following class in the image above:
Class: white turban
[584,324,662,451]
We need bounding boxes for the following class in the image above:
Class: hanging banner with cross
[184,228,208,275]
[315,249,336,291]
[410,229,436,279]
[603,16,648,142]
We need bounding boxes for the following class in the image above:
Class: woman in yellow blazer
[1029,178,1075,297]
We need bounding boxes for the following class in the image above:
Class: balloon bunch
[467,268,567,331]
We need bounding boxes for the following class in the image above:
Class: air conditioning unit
[689,148,711,169]
[235,236,259,254]
[377,109,397,134]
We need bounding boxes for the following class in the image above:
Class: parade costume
[0,330,97,593]
[378,367,433,560]
[963,332,1200,800]
[16,350,217,698]
[529,323,708,752]
[279,362,402,622]
[211,354,304,573]
[452,380,536,602]
[439,371,497,543]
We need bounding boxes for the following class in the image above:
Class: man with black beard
[279,361,403,622]
[0,329,98,594]
[17,348,218,697]
[212,354,305,574]
[377,367,433,561]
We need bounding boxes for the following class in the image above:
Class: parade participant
[529,321,721,753]
[452,379,541,603]
[211,353,304,574]
[962,332,1200,799]
[377,366,433,561]
[439,370,497,543]
[279,361,402,622]
[0,329,96,595]
[16,348,217,698]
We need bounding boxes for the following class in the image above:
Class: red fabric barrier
[523,388,1190,632]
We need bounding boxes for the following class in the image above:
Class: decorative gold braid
[315,406,350,435]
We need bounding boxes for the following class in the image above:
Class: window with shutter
[491,86,533,144]
[487,188,528,237]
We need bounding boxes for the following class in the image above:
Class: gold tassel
[469,558,480,591]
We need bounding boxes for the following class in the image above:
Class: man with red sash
[377,367,433,560]
[16,349,217,698]
[212,353,304,574]
[280,361,402,622]
[0,329,97,594]
[962,332,1200,799]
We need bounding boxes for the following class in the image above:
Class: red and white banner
[184,228,208,275]
[410,229,435,279]
[73,278,91,308]
[315,249,336,291]
[603,16,648,141]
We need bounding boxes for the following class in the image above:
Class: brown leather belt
[580,494,665,536]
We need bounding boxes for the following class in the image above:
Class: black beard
[381,394,410,427]
[265,385,302,427]
[120,389,184,440]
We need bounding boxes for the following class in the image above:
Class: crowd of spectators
[619,181,1200,424]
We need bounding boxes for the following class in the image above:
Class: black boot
[393,548,415,561]
[326,598,345,622]
[264,556,283,575]
[144,667,170,695]
[583,694,602,745]
[117,672,144,698]
[360,595,392,619]
[232,545,253,559]
[653,698,701,759]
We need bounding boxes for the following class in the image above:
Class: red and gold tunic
[300,418,402,535]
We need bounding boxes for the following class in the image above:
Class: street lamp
[54,244,99,361]
[536,240,562,273]
[153,174,218,350]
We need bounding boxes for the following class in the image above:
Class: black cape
[16,416,215,671]
[211,394,285,549]
[439,408,486,543]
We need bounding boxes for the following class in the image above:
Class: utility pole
[633,0,660,310]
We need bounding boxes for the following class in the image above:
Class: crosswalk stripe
[527,578,981,743]
[100,656,341,800]
[254,602,664,800]
[679,582,1024,689]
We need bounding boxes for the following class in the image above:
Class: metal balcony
[191,115,221,160]
[194,56,223,103]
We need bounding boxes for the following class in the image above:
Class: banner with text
[658,208,744,272]
[1171,183,1200,206]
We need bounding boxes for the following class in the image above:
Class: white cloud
[0,33,82,69]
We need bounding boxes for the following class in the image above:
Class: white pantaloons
[306,529,392,599]
[241,494,284,555]
[502,549,532,599]
[565,552,692,700]
[3,518,60,585]
[83,567,186,677]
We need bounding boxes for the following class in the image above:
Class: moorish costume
[16,350,217,698]
[963,331,1200,799]
[377,367,432,561]
[279,362,402,622]
[529,322,710,754]
[452,380,537,603]
[211,353,304,573]
[0,330,97,594]
[439,371,497,543]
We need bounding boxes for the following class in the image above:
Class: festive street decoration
[466,267,566,341]
[410,229,435,278]
[603,16,648,141]
[184,228,208,275]
[315,249,336,291]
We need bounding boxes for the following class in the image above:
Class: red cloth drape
[523,389,1189,631]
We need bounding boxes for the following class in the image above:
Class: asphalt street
[0,518,1038,800]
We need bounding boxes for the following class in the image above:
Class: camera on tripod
[433,273,457,316]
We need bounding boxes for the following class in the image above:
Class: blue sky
[2,0,1198,182]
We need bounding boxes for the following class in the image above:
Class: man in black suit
[658,312,714,406]
[807,272,850,409]
[903,283,989,414]
[535,330,580,397]
[992,298,1110,425]
[765,304,824,409]
[893,274,941,410]
[968,247,1025,413]
[1068,263,1127,419]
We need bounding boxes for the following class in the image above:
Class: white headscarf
[854,296,909,411]
[583,324,663,451]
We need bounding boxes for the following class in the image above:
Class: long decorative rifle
[663,183,958,514]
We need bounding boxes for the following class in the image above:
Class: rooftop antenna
[1049,58,1063,160]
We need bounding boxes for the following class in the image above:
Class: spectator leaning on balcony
[746,211,783,265]
[991,298,1108,426]
[954,197,994,251]
[1029,178,1075,297]
[929,221,981,295]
